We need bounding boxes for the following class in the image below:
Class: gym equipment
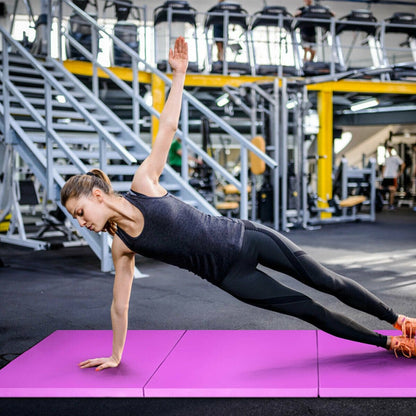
[65,1,98,61]
[308,158,377,224]
[153,1,199,72]
[104,1,141,67]
[335,9,379,73]
[379,12,416,80]
[294,4,342,76]
[204,2,251,75]
[250,6,301,77]
[1,329,413,398]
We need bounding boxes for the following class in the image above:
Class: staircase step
[17,120,122,134]
[0,65,64,79]
[0,85,85,98]
[0,53,54,69]
[9,75,74,89]
[50,149,146,161]
[55,164,141,176]
[0,95,96,110]
[51,149,123,159]
[10,107,107,122]
[29,133,139,148]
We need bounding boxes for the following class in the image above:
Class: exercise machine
[104,0,141,67]
[335,9,379,73]
[250,6,302,77]
[65,0,98,61]
[153,0,199,72]
[204,2,251,75]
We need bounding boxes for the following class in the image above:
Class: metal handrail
[0,73,87,174]
[0,26,136,167]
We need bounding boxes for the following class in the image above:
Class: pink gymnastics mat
[318,329,416,397]
[1,329,415,397]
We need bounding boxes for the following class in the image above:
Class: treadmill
[250,6,301,77]
[335,9,379,74]
[381,12,416,80]
[153,0,199,72]
[204,2,251,75]
[294,4,341,76]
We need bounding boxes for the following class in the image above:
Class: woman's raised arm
[132,37,188,195]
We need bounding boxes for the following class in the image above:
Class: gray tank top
[115,190,245,283]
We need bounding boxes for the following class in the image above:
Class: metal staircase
[0,1,277,273]
[0,26,219,273]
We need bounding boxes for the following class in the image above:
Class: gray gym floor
[1,207,416,415]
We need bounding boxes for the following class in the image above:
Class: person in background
[382,143,405,210]
[213,0,225,61]
[294,0,334,62]
[168,138,202,173]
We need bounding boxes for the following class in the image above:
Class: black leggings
[218,221,398,348]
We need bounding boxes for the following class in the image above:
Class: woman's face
[65,191,108,233]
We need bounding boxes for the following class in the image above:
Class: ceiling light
[350,98,379,112]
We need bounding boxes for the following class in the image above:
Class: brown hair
[60,169,118,236]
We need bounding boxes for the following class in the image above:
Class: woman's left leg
[242,221,398,326]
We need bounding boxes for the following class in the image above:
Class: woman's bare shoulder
[112,233,135,257]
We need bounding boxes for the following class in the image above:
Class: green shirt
[168,140,182,167]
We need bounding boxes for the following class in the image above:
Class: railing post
[240,146,248,220]
[273,78,280,231]
[301,85,308,229]
[45,80,54,200]
[91,24,99,98]
[180,97,189,182]
[132,56,140,137]
[99,133,107,172]
[370,158,376,222]
[2,36,11,144]
[281,77,288,231]
[58,0,63,62]
[330,17,336,76]
[100,233,112,272]
[47,0,52,58]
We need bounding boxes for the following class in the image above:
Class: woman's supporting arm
[79,237,135,371]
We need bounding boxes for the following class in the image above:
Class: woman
[61,37,416,371]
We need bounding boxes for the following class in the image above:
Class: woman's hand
[79,356,120,372]
[168,36,188,74]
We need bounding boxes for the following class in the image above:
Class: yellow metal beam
[63,60,277,87]
[63,60,416,93]
[307,79,416,94]
[63,60,152,83]
[151,73,165,143]
[317,90,333,219]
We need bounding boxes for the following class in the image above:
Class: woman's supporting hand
[169,36,188,74]
[79,356,120,372]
